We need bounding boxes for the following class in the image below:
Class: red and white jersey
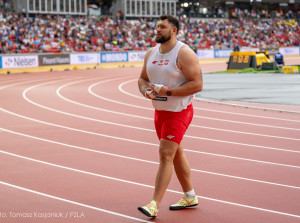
[146,41,194,112]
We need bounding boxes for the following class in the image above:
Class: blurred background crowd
[0,0,299,54]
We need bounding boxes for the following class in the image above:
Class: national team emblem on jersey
[158,60,164,66]
[152,60,170,66]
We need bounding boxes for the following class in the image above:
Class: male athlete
[137,15,203,218]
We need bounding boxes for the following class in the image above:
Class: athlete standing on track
[137,15,203,218]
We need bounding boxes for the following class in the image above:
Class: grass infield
[209,67,283,74]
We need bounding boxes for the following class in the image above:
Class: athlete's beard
[155,30,172,44]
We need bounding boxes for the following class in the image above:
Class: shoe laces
[177,198,187,205]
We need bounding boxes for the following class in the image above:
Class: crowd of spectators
[181,16,299,50]
[229,8,300,19]
[0,9,299,54]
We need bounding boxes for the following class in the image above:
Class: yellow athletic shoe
[169,195,198,210]
[138,200,158,218]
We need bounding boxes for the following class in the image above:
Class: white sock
[184,189,196,199]
[150,200,159,210]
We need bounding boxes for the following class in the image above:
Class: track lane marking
[0,80,299,170]
[0,150,299,219]
[89,80,300,131]
[3,81,300,169]
[0,181,151,223]
[0,127,299,189]
[2,107,299,169]
[196,98,300,114]
[58,79,300,142]
[21,80,300,155]
[1,76,300,183]
[119,79,300,122]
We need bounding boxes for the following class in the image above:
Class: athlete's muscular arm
[138,48,154,97]
[155,45,203,96]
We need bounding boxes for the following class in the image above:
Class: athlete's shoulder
[179,43,195,54]
[178,43,198,61]
[143,47,156,62]
[145,45,159,58]
[146,47,155,55]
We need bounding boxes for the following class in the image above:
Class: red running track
[0,61,300,223]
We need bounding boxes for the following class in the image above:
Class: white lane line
[18,81,300,164]
[0,74,100,91]
[189,125,300,141]
[0,182,151,223]
[0,127,157,164]
[0,150,300,219]
[2,106,299,169]
[193,106,300,123]
[59,79,300,142]
[90,80,300,131]
[0,78,298,169]
[19,79,299,154]
[0,80,34,90]
[61,83,300,150]
[2,77,295,170]
[89,79,153,110]
[0,106,155,146]
[63,80,300,141]
[196,98,300,114]
[94,80,300,141]
[0,127,299,190]
[194,115,300,131]
[0,77,32,85]
[57,76,151,121]
[0,77,70,90]
[58,83,153,120]
[119,79,300,123]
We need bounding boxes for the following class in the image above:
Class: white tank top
[146,41,194,112]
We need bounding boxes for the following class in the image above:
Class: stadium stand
[0,8,299,54]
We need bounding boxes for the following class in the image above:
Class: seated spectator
[0,10,299,54]
[274,51,285,66]
[233,44,240,52]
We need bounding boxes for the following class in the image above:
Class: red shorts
[154,104,193,144]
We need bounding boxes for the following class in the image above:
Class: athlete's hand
[142,86,157,99]
[150,84,168,96]
[145,89,157,99]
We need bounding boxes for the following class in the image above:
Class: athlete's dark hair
[159,15,179,34]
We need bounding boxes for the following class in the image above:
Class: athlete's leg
[173,142,193,192]
[168,142,198,210]
[152,138,178,208]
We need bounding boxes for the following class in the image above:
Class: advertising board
[214,49,233,58]
[128,51,147,62]
[2,56,38,69]
[196,50,214,59]
[39,54,70,66]
[100,52,128,63]
[279,47,299,55]
[70,53,99,64]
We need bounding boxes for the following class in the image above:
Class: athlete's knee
[159,139,178,162]
[159,149,174,162]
